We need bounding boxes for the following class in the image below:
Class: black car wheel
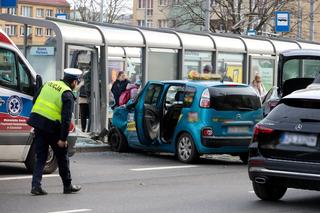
[108,127,128,152]
[252,181,287,201]
[176,133,199,163]
[25,143,58,174]
[239,153,248,164]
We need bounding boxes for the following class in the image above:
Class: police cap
[64,68,82,83]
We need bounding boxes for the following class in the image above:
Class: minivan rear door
[208,85,261,137]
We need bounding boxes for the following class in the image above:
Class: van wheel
[252,181,287,201]
[239,153,248,164]
[25,143,58,174]
[176,133,198,163]
[108,127,128,152]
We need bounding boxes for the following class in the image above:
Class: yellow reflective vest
[32,81,71,122]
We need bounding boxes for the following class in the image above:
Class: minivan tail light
[253,124,274,141]
[200,88,210,108]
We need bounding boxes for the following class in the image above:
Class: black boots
[63,184,82,194]
[31,187,48,196]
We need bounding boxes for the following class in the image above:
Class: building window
[4,25,17,36]
[158,20,168,28]
[147,9,153,16]
[46,28,53,37]
[173,0,181,5]
[138,0,153,8]
[56,8,65,14]
[7,8,16,15]
[137,20,145,27]
[147,20,153,27]
[35,27,43,36]
[21,6,32,17]
[159,0,168,6]
[46,9,53,17]
[36,8,44,17]
[20,26,32,36]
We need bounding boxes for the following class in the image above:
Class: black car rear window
[208,86,260,111]
[266,99,320,122]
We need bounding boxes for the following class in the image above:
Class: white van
[0,30,76,174]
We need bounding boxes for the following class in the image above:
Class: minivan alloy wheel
[178,137,192,161]
[177,133,198,163]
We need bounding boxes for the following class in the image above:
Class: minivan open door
[135,82,164,145]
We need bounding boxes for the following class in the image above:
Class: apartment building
[133,0,172,28]
[0,0,70,46]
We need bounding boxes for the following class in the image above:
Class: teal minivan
[109,79,262,163]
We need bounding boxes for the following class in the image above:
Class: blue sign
[56,13,68,20]
[247,29,256,36]
[275,11,290,32]
[0,0,16,8]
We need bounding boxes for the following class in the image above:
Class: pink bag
[119,90,131,106]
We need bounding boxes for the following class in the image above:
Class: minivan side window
[0,48,18,90]
[18,57,33,95]
[144,84,163,106]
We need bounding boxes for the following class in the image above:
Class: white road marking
[48,209,92,213]
[130,165,198,171]
[0,174,59,181]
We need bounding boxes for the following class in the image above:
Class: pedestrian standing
[111,71,130,109]
[79,83,89,132]
[27,68,82,195]
[251,72,266,100]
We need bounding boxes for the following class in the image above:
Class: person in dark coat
[111,71,130,109]
[27,68,82,196]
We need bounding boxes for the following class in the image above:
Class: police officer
[27,68,82,195]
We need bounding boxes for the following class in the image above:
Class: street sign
[56,13,67,20]
[247,30,256,36]
[0,0,16,7]
[275,11,290,32]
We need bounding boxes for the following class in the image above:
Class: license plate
[280,132,318,147]
[227,126,249,133]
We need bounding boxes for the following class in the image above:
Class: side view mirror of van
[35,74,43,95]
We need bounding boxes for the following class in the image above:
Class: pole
[73,1,76,21]
[204,0,211,31]
[297,0,302,39]
[144,0,148,27]
[100,0,104,22]
[310,0,314,41]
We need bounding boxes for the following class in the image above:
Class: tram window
[0,48,18,90]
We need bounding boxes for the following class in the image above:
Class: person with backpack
[111,71,130,109]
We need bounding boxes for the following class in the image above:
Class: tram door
[66,45,101,134]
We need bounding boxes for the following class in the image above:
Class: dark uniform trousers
[32,128,72,188]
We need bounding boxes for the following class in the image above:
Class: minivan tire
[252,181,287,201]
[108,127,128,152]
[176,133,199,163]
[25,143,58,174]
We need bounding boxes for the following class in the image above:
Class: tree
[164,0,302,34]
[71,0,130,23]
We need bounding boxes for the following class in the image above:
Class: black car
[248,88,320,201]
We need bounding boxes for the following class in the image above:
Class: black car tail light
[253,124,274,141]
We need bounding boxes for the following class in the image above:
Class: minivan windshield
[208,86,260,111]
